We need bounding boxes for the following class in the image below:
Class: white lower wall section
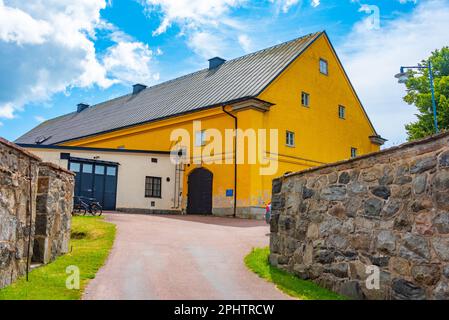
[24,147,182,213]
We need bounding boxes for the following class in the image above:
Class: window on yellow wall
[286,131,295,147]
[338,105,346,119]
[320,58,329,75]
[301,92,310,107]
[351,148,358,159]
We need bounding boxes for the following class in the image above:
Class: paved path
[83,213,290,300]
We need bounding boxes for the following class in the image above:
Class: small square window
[82,164,93,174]
[320,58,328,75]
[145,176,162,198]
[351,148,358,159]
[286,131,295,147]
[95,165,105,175]
[338,105,346,119]
[195,130,207,147]
[69,162,80,173]
[106,166,117,176]
[151,158,158,163]
[301,92,310,107]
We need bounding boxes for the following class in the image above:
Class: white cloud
[0,0,158,120]
[269,0,301,13]
[143,0,246,35]
[311,0,320,8]
[339,0,449,146]
[102,41,155,84]
[34,115,46,123]
[142,0,249,60]
[238,34,253,53]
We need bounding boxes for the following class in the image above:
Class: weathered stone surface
[338,172,351,184]
[376,230,396,254]
[414,211,434,236]
[271,133,449,300]
[389,257,411,277]
[436,191,449,210]
[433,170,449,191]
[320,185,346,201]
[302,187,314,199]
[392,279,426,300]
[410,157,436,174]
[439,150,449,168]
[340,281,365,300]
[325,263,348,278]
[382,200,402,218]
[370,186,391,200]
[364,198,383,218]
[412,264,441,286]
[327,234,348,250]
[433,280,449,300]
[272,179,282,194]
[413,174,427,194]
[434,213,449,234]
[399,233,431,261]
[432,238,449,261]
[0,140,40,289]
[443,265,449,278]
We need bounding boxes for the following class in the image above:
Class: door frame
[186,167,213,215]
[68,157,119,210]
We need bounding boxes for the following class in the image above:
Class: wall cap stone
[40,162,76,176]
[0,137,42,161]
[279,130,449,181]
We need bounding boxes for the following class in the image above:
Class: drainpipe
[222,106,237,218]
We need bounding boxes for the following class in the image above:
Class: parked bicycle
[73,196,103,216]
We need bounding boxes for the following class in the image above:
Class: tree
[403,47,449,141]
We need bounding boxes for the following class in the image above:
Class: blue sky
[1,0,448,146]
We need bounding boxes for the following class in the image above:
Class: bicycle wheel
[91,204,103,216]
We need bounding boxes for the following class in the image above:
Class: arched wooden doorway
[187,168,213,215]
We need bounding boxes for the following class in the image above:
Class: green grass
[245,247,348,300]
[0,216,116,300]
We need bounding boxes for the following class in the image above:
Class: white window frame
[320,58,329,75]
[286,131,295,147]
[351,147,358,159]
[338,105,346,119]
[301,92,310,107]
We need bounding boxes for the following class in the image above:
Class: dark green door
[69,161,118,210]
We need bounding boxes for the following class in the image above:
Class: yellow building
[17,31,385,218]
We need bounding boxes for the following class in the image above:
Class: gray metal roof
[16,32,322,145]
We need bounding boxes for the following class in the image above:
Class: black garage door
[187,168,213,215]
[69,160,118,210]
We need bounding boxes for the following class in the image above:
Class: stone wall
[0,138,40,288]
[33,163,74,264]
[0,138,75,289]
[270,131,449,300]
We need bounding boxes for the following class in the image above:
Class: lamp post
[395,61,439,134]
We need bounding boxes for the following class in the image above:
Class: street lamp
[395,61,439,134]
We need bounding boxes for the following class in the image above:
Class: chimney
[133,83,147,95]
[77,103,89,113]
[208,57,226,70]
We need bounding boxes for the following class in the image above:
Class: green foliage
[244,247,347,300]
[404,47,449,140]
[0,216,116,300]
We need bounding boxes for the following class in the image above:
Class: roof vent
[77,103,89,113]
[133,83,147,95]
[208,57,226,70]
